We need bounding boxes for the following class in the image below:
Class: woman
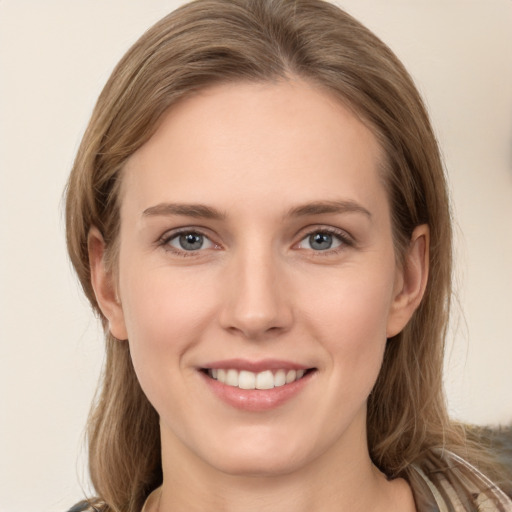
[65,0,512,510]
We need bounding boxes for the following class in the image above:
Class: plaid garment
[68,451,512,512]
[406,450,512,511]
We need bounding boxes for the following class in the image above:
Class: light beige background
[1,1,511,511]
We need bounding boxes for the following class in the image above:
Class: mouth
[200,367,316,390]
[198,359,317,411]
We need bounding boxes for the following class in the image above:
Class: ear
[386,224,429,338]
[88,227,128,341]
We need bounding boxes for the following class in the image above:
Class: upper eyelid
[157,229,219,258]
[296,225,354,242]
[158,226,216,242]
[155,224,354,249]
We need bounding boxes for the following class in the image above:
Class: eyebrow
[142,199,371,221]
[286,200,372,219]
[142,203,226,220]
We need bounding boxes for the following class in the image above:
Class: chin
[210,451,305,478]
[199,430,313,478]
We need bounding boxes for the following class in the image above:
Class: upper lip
[200,358,312,373]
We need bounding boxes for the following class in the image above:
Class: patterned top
[68,451,512,512]
[406,451,512,511]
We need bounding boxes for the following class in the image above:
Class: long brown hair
[65,1,505,510]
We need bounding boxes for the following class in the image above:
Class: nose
[219,245,293,340]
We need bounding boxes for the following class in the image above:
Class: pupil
[180,233,203,250]
[310,233,332,250]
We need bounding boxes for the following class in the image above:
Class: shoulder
[407,450,512,511]
[66,500,107,512]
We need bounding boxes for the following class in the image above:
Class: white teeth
[208,368,308,389]
[226,369,239,387]
[256,370,274,390]
[238,370,256,389]
[285,369,297,383]
[274,369,286,387]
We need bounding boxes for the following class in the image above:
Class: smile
[206,368,308,390]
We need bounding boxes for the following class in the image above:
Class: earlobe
[88,227,128,341]
[386,224,429,338]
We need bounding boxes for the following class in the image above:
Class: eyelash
[157,226,354,258]
[296,227,354,256]
[157,228,218,258]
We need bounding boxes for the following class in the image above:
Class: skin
[90,80,428,512]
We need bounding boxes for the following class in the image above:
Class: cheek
[304,265,395,336]
[122,267,213,334]
[298,262,396,378]
[118,265,218,394]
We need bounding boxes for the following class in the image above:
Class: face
[93,80,424,478]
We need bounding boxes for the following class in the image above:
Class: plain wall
[1,1,511,511]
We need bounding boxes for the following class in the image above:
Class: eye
[165,231,216,252]
[296,230,347,251]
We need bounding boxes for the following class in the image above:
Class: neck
[155,416,416,512]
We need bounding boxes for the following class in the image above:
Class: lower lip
[200,371,315,411]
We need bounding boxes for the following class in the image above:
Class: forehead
[121,80,386,217]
